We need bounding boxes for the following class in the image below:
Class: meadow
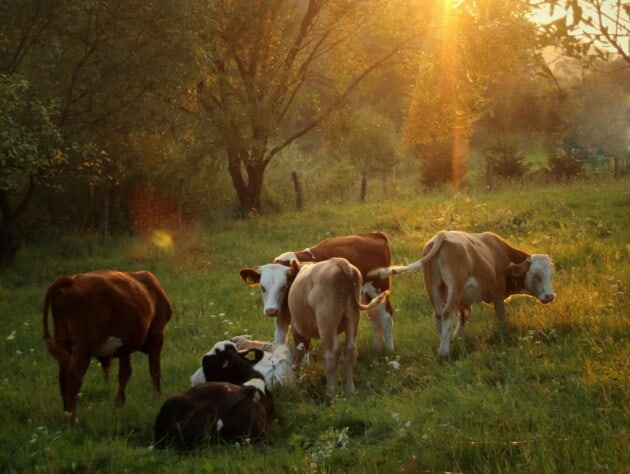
[1,178,628,473]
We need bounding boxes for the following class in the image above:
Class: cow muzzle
[265,308,279,317]
[540,293,555,304]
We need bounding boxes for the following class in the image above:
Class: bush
[416,140,453,187]
[548,147,585,182]
[483,141,530,179]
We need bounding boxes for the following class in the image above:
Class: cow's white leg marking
[438,312,454,358]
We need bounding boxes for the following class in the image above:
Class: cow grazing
[287,257,389,400]
[370,230,555,358]
[155,344,274,451]
[240,231,395,353]
[42,270,172,424]
[190,338,295,389]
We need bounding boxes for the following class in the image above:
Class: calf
[287,257,389,400]
[370,230,555,358]
[43,269,172,424]
[190,338,295,389]
[155,344,274,451]
[240,231,395,353]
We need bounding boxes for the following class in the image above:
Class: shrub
[483,141,530,179]
[548,147,585,182]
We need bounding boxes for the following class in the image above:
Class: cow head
[505,254,555,303]
[239,263,298,317]
[273,251,298,265]
[199,342,266,386]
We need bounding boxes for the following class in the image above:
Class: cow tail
[42,277,73,367]
[347,265,389,311]
[368,231,449,279]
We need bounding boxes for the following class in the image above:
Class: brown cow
[241,231,395,353]
[43,269,172,424]
[287,257,389,400]
[370,231,555,358]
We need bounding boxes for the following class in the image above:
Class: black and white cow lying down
[154,344,274,451]
[190,337,295,390]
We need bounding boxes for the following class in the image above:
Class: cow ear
[504,260,529,277]
[240,348,265,364]
[290,259,301,273]
[239,268,261,286]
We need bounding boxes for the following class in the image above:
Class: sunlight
[439,0,468,189]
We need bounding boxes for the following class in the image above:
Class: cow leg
[57,362,70,413]
[115,355,132,405]
[453,306,472,339]
[292,331,310,377]
[437,311,455,359]
[321,330,340,401]
[148,340,163,393]
[342,316,360,396]
[65,349,92,424]
[274,313,291,345]
[98,357,112,381]
[364,284,394,353]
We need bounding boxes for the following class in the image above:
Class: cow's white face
[243,263,293,317]
[524,254,555,303]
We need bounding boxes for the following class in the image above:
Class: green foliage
[547,144,586,182]
[484,141,530,179]
[1,179,628,472]
[416,139,454,187]
[0,75,64,192]
[535,0,630,66]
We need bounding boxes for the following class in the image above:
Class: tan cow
[287,257,389,400]
[43,269,172,424]
[370,231,555,358]
[241,231,395,353]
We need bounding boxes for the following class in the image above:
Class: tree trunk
[0,180,34,266]
[227,149,266,217]
[360,172,367,201]
[0,212,17,267]
[292,171,303,210]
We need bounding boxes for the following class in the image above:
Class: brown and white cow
[370,231,555,358]
[286,257,389,399]
[43,269,173,424]
[240,232,395,353]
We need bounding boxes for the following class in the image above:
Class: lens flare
[151,230,174,251]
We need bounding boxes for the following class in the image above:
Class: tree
[188,0,420,215]
[0,75,64,265]
[404,0,538,188]
[534,0,630,65]
[0,0,196,234]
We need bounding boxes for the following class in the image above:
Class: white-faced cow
[370,231,555,358]
[190,338,295,389]
[43,270,172,424]
[239,232,395,353]
[155,344,274,451]
[287,257,389,400]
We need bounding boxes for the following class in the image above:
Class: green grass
[1,178,629,473]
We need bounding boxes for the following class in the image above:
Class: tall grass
[1,179,628,473]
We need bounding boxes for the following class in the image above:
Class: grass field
[1,179,628,473]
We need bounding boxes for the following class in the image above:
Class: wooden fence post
[177,178,184,231]
[360,172,367,201]
[103,187,110,245]
[613,155,620,180]
[292,171,303,210]
[486,161,494,191]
